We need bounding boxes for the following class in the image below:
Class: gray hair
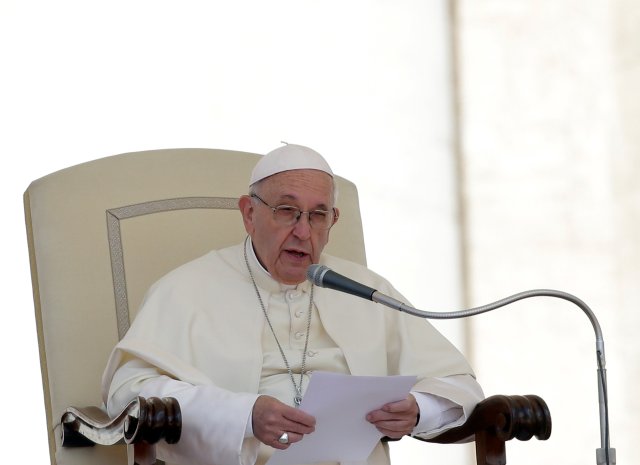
[249,175,339,206]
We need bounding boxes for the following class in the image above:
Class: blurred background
[2,1,638,464]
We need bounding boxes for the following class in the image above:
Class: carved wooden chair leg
[475,429,507,465]
[129,442,156,465]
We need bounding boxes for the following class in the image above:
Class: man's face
[239,169,338,285]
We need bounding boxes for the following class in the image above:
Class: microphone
[308,264,426,315]
[306,263,615,465]
[306,263,376,301]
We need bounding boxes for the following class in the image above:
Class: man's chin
[274,262,312,285]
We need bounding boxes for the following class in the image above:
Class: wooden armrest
[417,394,551,465]
[60,394,548,465]
[61,396,181,448]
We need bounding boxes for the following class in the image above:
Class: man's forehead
[261,170,334,203]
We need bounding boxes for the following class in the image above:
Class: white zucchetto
[249,143,334,186]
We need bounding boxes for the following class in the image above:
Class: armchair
[24,148,550,465]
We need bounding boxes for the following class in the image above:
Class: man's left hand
[365,394,419,439]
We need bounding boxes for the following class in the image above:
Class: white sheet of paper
[266,371,417,465]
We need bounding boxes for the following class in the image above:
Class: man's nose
[292,212,312,239]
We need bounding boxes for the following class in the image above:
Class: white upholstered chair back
[24,148,367,465]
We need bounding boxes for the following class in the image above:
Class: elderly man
[102,144,484,465]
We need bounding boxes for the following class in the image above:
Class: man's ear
[326,207,340,241]
[238,195,255,235]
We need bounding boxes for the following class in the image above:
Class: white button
[307,350,317,357]
[295,332,304,339]
[295,310,304,318]
[286,290,301,300]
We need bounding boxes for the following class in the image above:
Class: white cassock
[102,239,484,465]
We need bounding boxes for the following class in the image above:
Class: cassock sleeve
[411,374,484,439]
[105,357,261,465]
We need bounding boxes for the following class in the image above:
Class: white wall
[1,1,468,464]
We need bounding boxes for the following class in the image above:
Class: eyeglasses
[251,193,337,230]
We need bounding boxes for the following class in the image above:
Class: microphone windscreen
[307,264,329,286]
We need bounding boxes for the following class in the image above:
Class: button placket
[287,289,308,349]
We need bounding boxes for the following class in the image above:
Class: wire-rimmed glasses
[250,193,337,230]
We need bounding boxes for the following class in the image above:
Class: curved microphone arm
[373,289,605,365]
[373,287,614,465]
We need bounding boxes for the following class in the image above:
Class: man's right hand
[251,395,316,449]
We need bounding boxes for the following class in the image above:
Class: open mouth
[285,249,309,259]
